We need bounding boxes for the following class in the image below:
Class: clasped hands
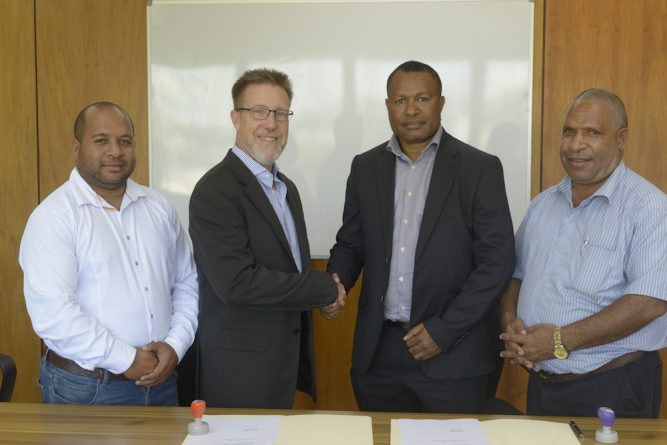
[319,273,347,320]
[499,318,559,370]
[123,341,178,387]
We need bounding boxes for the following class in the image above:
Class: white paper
[183,415,281,445]
[397,418,492,445]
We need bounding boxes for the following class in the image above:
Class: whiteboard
[149,0,533,257]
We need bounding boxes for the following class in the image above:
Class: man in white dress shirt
[19,102,198,405]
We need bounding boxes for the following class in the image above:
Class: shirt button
[126,235,130,240]
[134,261,139,266]
[144,287,149,291]
[403,218,408,224]
[400,247,405,252]
[150,313,154,319]
[411,165,416,170]
[407,191,412,197]
[399,276,404,282]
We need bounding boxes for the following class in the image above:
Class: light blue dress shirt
[232,146,303,272]
[383,127,443,322]
[514,162,667,374]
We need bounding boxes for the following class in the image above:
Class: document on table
[395,418,491,445]
[391,418,580,445]
[183,416,280,445]
[182,414,373,445]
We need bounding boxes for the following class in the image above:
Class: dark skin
[500,284,667,367]
[384,70,446,360]
[75,105,179,386]
[499,99,667,367]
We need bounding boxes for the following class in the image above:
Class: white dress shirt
[19,168,198,374]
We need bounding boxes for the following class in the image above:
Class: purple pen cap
[597,407,616,428]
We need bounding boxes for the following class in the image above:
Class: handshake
[319,272,347,320]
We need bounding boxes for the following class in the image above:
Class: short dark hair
[74,102,134,140]
[565,88,628,130]
[386,60,442,95]
[231,68,293,108]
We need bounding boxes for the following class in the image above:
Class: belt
[46,350,130,381]
[536,350,646,385]
[383,319,410,332]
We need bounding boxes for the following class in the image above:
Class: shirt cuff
[97,340,137,375]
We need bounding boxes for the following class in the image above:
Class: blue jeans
[39,357,178,406]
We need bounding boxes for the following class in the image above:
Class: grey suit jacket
[189,150,337,408]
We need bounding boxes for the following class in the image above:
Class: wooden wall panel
[541,0,667,192]
[36,0,149,199]
[292,258,360,410]
[0,0,42,402]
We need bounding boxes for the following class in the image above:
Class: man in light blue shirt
[500,89,667,417]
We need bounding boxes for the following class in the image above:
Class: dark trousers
[527,351,662,418]
[351,322,487,413]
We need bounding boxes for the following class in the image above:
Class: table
[1,402,667,444]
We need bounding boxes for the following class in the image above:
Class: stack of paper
[391,418,579,445]
[183,414,373,445]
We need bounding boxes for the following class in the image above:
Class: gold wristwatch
[553,327,569,359]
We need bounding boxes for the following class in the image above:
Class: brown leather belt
[537,350,646,385]
[46,350,130,381]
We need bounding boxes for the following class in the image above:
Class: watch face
[554,346,569,359]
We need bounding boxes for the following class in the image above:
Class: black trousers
[351,322,488,413]
[527,351,662,418]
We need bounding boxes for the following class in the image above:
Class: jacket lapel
[415,132,459,260]
[376,147,396,260]
[223,152,294,261]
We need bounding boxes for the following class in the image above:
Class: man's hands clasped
[123,341,179,387]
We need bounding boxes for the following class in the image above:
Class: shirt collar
[555,161,626,204]
[69,167,145,208]
[386,126,443,161]
[231,145,281,188]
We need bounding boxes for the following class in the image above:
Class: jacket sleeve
[326,155,366,291]
[189,181,338,311]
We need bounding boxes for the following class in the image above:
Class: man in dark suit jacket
[189,68,345,409]
[328,61,515,413]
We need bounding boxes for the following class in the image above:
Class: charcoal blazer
[328,130,515,379]
[190,150,338,408]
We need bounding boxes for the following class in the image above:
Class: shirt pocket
[571,235,621,300]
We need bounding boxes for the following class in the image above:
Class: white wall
[149,0,533,256]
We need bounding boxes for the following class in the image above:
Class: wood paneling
[35,0,149,199]
[0,0,42,402]
[541,0,667,192]
[293,259,360,410]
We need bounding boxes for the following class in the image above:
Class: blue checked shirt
[514,162,667,374]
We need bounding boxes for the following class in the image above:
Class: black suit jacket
[189,150,338,408]
[328,130,515,379]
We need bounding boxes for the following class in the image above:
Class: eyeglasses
[235,107,294,122]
